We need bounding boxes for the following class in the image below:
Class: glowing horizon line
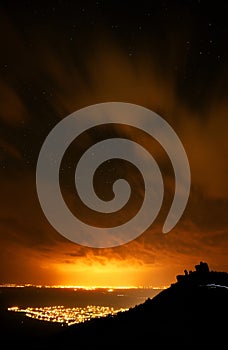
[0,283,168,290]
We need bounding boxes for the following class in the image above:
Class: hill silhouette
[51,261,228,348]
[0,262,227,348]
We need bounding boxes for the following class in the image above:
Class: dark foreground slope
[1,262,227,348]
[52,262,228,348]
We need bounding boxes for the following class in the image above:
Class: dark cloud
[0,1,227,286]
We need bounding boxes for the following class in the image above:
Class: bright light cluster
[8,305,128,326]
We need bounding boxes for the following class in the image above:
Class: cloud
[179,103,228,199]
[0,8,227,286]
[0,80,28,126]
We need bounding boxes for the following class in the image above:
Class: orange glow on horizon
[42,257,173,289]
[55,262,147,287]
[0,283,168,290]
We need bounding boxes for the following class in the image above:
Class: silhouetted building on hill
[195,261,209,274]
[176,261,210,284]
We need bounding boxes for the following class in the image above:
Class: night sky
[0,0,228,287]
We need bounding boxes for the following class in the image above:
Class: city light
[8,305,128,326]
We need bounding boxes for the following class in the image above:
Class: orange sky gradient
[0,2,227,287]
